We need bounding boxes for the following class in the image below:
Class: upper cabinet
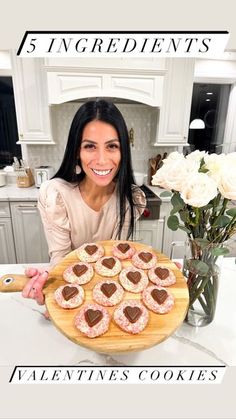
[153,58,195,145]
[45,57,166,107]
[10,55,195,146]
[47,71,164,107]
[10,53,55,145]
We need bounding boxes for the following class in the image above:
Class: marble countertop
[0,259,235,367]
[0,184,39,201]
[0,183,169,202]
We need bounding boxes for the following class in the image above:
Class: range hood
[67,97,147,105]
[47,70,164,107]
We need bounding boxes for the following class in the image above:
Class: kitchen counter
[0,184,39,201]
[0,258,235,367]
[0,183,170,202]
[147,184,172,202]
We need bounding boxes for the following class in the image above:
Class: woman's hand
[22,268,49,305]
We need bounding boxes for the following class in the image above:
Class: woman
[22,99,146,305]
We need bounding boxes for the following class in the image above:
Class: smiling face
[79,120,121,187]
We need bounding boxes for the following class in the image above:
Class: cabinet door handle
[17,204,37,208]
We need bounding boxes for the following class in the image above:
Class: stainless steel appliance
[139,185,161,220]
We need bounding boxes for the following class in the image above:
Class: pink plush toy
[22,268,49,318]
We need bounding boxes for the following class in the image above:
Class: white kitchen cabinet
[0,218,16,264]
[134,219,164,251]
[10,52,55,144]
[47,71,164,106]
[153,58,195,145]
[10,202,49,263]
[0,201,16,263]
[160,201,186,259]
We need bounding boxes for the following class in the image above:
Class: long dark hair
[53,99,137,239]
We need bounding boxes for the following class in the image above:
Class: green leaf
[171,193,185,210]
[160,191,172,197]
[195,238,210,249]
[199,158,209,173]
[199,167,209,173]
[210,247,230,256]
[167,215,179,231]
[188,259,209,276]
[226,208,236,217]
[201,204,212,211]
[214,215,231,228]
[178,225,191,233]
[179,209,189,223]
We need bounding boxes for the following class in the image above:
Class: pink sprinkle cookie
[76,242,104,262]
[119,267,148,293]
[132,250,157,269]
[148,266,176,287]
[74,303,111,338]
[142,285,174,314]
[112,242,136,260]
[63,262,94,285]
[113,299,149,334]
[95,256,122,277]
[54,284,84,309]
[93,280,124,306]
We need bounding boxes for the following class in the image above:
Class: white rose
[204,153,226,183]
[186,150,208,165]
[164,151,185,161]
[152,158,199,192]
[180,173,218,207]
[217,164,236,200]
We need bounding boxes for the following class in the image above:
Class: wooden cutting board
[0,240,189,353]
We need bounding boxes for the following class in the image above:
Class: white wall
[26,102,176,176]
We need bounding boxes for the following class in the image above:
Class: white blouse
[38,178,146,267]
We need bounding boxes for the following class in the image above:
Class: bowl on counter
[134,172,147,186]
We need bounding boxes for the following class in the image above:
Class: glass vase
[183,238,224,327]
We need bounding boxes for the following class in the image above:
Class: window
[188,83,230,154]
[0,76,21,169]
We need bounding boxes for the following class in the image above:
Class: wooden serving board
[0,240,189,353]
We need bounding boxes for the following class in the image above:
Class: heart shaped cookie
[139,252,153,263]
[126,271,141,284]
[85,309,103,327]
[101,283,117,298]
[73,264,88,277]
[117,243,130,253]
[155,267,169,280]
[102,257,116,269]
[123,306,142,323]
[151,289,168,304]
[62,286,79,301]
[85,245,98,255]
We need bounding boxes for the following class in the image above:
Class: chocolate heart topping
[139,252,153,263]
[155,267,169,280]
[85,309,103,327]
[85,244,98,255]
[117,243,130,253]
[151,289,168,304]
[73,264,88,277]
[127,271,141,284]
[123,306,142,323]
[62,286,79,301]
[101,283,117,298]
[102,257,116,269]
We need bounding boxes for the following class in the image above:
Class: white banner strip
[17,32,230,58]
[10,366,226,384]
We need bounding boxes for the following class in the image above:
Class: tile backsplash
[26,102,177,177]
